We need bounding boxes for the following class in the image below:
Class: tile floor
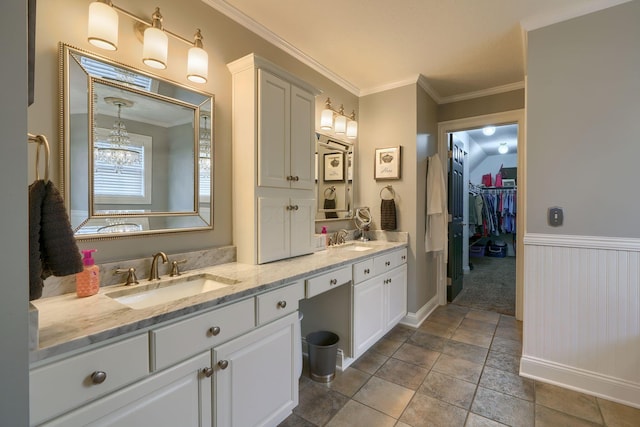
[279,304,640,427]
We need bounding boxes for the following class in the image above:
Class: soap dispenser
[77,249,100,297]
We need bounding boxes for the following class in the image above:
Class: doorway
[437,110,525,320]
[449,124,518,316]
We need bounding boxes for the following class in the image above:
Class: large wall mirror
[316,133,355,220]
[60,44,214,239]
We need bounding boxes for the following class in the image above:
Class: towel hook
[28,133,50,183]
[380,185,396,200]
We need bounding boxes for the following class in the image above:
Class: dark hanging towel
[381,198,397,230]
[324,198,338,219]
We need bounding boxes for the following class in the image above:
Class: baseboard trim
[520,355,640,409]
[400,295,440,328]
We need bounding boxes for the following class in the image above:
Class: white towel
[425,153,448,262]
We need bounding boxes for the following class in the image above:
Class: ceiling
[461,124,518,156]
[204,0,626,101]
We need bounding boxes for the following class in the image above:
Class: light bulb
[483,126,496,136]
[498,143,508,154]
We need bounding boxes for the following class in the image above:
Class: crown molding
[439,81,525,104]
[202,0,360,96]
[520,0,632,31]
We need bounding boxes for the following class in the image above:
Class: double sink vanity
[29,240,408,426]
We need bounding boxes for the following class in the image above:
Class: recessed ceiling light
[483,126,496,136]
[498,142,508,154]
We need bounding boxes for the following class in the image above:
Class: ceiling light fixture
[482,126,496,136]
[87,1,209,83]
[498,142,508,154]
[94,97,141,172]
[320,98,358,139]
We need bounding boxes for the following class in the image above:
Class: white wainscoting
[522,233,640,408]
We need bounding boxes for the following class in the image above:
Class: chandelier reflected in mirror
[199,113,211,178]
[94,97,140,172]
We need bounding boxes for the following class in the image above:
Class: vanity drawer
[151,298,255,371]
[30,334,149,426]
[353,258,375,284]
[374,248,408,276]
[306,265,352,298]
[257,281,304,325]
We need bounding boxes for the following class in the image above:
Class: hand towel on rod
[323,198,338,219]
[381,198,397,230]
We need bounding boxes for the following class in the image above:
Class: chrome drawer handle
[329,278,337,285]
[277,300,287,309]
[208,326,221,336]
[91,371,107,385]
[218,360,229,370]
[202,367,214,378]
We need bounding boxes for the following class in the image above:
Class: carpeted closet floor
[452,256,516,316]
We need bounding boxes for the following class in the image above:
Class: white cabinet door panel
[386,264,408,331]
[353,278,386,358]
[258,197,290,263]
[289,198,315,258]
[290,86,314,190]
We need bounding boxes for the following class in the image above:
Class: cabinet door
[353,278,386,358]
[214,312,298,427]
[289,197,315,258]
[258,197,290,264]
[258,70,290,188]
[42,352,212,427]
[386,264,408,331]
[289,85,315,190]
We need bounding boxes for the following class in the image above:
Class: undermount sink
[344,245,373,252]
[106,273,240,309]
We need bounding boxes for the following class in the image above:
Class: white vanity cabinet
[353,248,408,358]
[228,53,319,265]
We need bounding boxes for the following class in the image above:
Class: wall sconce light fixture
[87,0,209,83]
[320,98,358,139]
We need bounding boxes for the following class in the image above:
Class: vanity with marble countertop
[30,239,407,363]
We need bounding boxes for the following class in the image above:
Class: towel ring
[28,133,50,183]
[324,186,336,200]
[380,185,396,200]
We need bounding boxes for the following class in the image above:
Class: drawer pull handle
[218,360,229,370]
[91,371,107,385]
[364,268,370,274]
[401,255,406,261]
[385,261,391,266]
[208,326,221,336]
[202,367,214,378]
[330,278,337,285]
[277,300,287,309]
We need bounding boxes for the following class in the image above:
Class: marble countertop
[30,240,407,363]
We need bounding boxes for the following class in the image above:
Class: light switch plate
[548,207,563,226]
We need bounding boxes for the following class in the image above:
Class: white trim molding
[438,81,525,105]
[523,233,640,408]
[401,294,440,328]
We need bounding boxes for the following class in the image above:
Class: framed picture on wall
[323,152,344,182]
[374,146,402,180]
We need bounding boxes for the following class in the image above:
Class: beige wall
[0,0,29,424]
[438,89,524,123]
[527,1,640,237]
[30,0,357,262]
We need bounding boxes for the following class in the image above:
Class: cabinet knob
[329,278,337,285]
[294,176,300,181]
[385,261,391,266]
[286,175,293,181]
[90,371,107,385]
[277,300,287,309]
[202,367,214,378]
[401,255,406,260]
[218,360,229,370]
[293,205,299,211]
[364,268,370,274]
[208,326,221,336]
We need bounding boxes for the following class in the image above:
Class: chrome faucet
[336,229,348,245]
[149,252,169,281]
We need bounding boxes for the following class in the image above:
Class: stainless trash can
[306,331,339,383]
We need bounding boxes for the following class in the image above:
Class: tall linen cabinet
[228,54,319,264]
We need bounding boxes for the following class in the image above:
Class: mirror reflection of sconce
[320,98,358,139]
[199,113,212,178]
[87,0,209,83]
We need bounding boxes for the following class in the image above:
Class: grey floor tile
[395,422,412,427]
[494,324,522,342]
[471,387,534,427]
[427,310,466,328]
[392,342,440,369]
[490,336,522,357]
[485,350,521,375]
[278,412,317,427]
[376,357,429,390]
[293,381,349,426]
[384,324,415,342]
[399,393,468,427]
[451,327,493,348]
[432,353,484,383]
[535,404,603,427]
[597,397,640,427]
[326,400,397,427]
[353,376,414,418]
[535,382,603,424]
[408,330,446,352]
[498,315,522,329]
[371,337,404,357]
[466,310,501,325]
[465,412,507,426]
[352,350,389,374]
[459,317,499,334]
[418,319,457,338]
[442,339,489,365]
[326,367,371,398]
[479,366,534,401]
[418,370,477,410]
